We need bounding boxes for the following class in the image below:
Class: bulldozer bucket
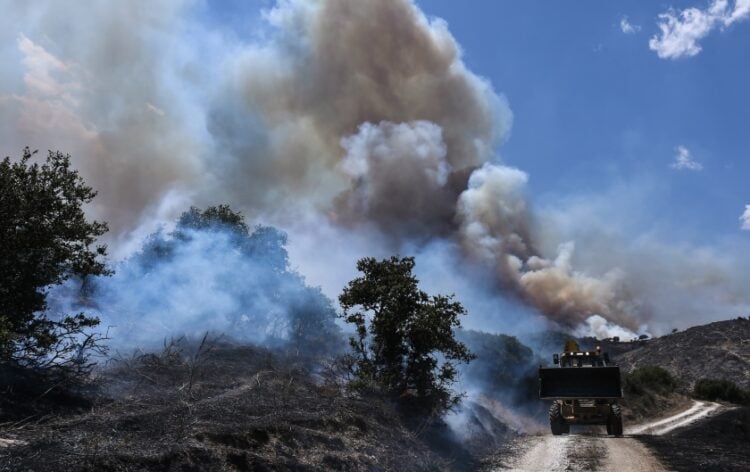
[539,366,622,399]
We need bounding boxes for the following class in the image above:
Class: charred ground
[3,319,750,471]
[1,339,477,471]
[615,318,750,391]
[638,406,750,472]
[613,318,750,471]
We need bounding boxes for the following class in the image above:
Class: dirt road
[494,400,722,472]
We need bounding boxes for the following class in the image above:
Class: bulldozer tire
[608,404,623,436]
[549,402,567,435]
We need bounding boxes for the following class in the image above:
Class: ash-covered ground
[616,318,750,390]
[0,339,499,472]
[638,406,750,472]
[3,318,750,471]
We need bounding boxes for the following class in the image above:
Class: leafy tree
[0,148,108,372]
[176,204,249,234]
[339,256,474,413]
[147,205,289,274]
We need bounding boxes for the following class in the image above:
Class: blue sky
[413,0,750,241]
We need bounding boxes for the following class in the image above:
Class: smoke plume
[48,215,341,354]
[3,0,749,341]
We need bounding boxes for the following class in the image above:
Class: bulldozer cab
[553,343,611,368]
[540,343,621,399]
[542,340,624,436]
[559,352,608,367]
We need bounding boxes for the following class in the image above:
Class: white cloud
[620,16,641,34]
[649,0,750,59]
[741,205,750,230]
[670,145,703,171]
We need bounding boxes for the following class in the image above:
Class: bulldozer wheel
[549,402,567,435]
[608,404,623,436]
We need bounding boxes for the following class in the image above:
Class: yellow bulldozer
[539,340,623,436]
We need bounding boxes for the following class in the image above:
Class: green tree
[0,148,108,371]
[339,256,474,413]
[623,366,678,395]
[176,204,249,234]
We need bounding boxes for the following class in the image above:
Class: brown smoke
[0,1,202,237]
[454,164,641,330]
[4,0,747,335]
[214,0,642,329]
[0,0,641,331]
[209,0,509,232]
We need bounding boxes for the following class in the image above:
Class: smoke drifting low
[48,214,341,354]
[3,0,749,341]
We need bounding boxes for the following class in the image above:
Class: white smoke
[47,223,341,353]
[3,0,749,341]
[336,121,454,235]
[575,315,638,341]
[456,163,531,263]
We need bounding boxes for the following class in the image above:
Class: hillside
[4,319,750,471]
[639,406,750,472]
[615,318,750,390]
[1,341,474,472]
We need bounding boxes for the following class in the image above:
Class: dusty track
[494,400,723,472]
[628,400,720,435]
[498,434,665,472]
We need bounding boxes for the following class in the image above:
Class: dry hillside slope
[615,318,750,390]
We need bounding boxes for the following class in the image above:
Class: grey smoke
[2,0,749,340]
[208,0,510,231]
[47,221,341,354]
[0,0,204,237]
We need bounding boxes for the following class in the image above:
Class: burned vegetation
[0,150,486,470]
[2,337,456,471]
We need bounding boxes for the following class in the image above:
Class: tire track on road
[495,400,724,471]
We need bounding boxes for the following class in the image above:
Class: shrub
[693,379,750,405]
[624,366,678,395]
